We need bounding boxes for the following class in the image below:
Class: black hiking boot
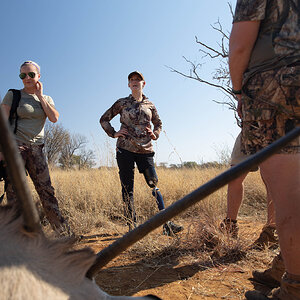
[163,221,183,236]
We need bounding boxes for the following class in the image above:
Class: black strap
[8,89,21,134]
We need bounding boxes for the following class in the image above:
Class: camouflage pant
[6,143,66,231]
[241,63,300,154]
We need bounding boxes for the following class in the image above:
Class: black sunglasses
[19,72,36,80]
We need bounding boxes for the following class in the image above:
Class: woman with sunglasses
[100,71,183,235]
[0,60,71,236]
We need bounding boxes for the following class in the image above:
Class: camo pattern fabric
[233,0,266,22]
[234,0,300,77]
[234,0,300,54]
[241,64,300,154]
[5,143,68,231]
[100,94,162,154]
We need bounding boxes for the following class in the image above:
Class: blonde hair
[20,61,41,73]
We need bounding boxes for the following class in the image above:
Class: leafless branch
[169,2,241,125]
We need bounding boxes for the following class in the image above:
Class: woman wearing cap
[0,60,71,236]
[100,71,183,235]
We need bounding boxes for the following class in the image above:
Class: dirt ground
[79,219,278,300]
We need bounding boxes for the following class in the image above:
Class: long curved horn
[87,126,300,278]
[0,106,41,233]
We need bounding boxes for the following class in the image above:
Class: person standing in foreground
[100,71,183,235]
[221,132,278,249]
[229,1,300,299]
[0,61,71,236]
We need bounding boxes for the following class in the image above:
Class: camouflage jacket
[234,0,300,80]
[100,94,162,154]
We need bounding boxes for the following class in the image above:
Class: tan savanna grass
[48,167,231,233]
[1,167,274,268]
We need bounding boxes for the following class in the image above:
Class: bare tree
[44,122,96,169]
[59,134,87,169]
[78,149,96,169]
[44,122,69,165]
[168,3,241,125]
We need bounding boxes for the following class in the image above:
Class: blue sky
[0,0,239,166]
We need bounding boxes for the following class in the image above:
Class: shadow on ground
[94,243,246,296]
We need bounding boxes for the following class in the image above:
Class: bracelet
[231,88,242,95]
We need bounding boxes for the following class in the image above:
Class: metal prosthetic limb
[152,187,165,210]
[143,167,183,235]
[143,167,165,210]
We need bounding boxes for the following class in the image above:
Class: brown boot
[279,272,300,300]
[252,253,284,288]
[246,273,300,300]
[219,218,238,238]
[251,225,279,250]
[245,290,277,299]
[245,287,281,299]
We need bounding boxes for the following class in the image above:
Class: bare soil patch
[79,219,278,300]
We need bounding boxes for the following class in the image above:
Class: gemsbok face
[0,205,159,300]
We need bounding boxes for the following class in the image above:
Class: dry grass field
[47,167,270,234]
[0,167,279,299]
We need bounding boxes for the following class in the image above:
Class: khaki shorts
[231,133,259,172]
[242,64,300,155]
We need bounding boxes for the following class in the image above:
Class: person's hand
[35,81,43,98]
[145,127,157,140]
[114,128,128,138]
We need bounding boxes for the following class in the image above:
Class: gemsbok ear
[0,106,41,234]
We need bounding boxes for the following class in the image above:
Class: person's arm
[149,105,162,140]
[0,103,11,120]
[0,103,10,161]
[100,100,122,138]
[35,81,59,123]
[229,20,261,92]
[39,96,59,123]
[229,20,260,118]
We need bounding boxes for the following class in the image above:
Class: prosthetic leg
[143,167,183,236]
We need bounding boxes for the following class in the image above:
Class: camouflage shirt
[100,94,162,154]
[234,0,300,80]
